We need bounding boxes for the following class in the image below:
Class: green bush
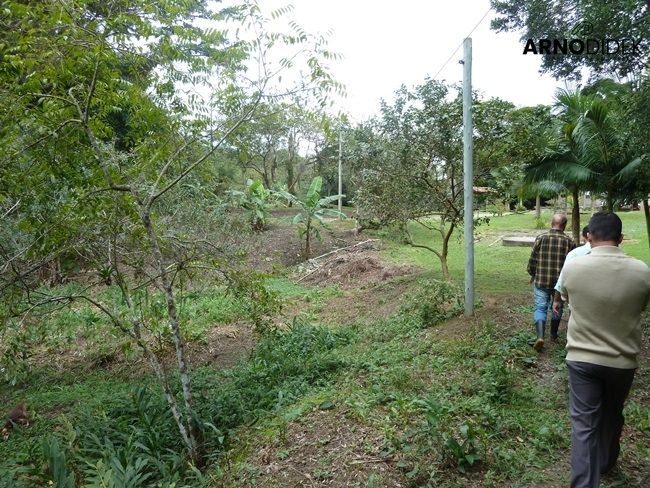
[400,279,464,327]
[1,321,354,487]
[228,179,272,231]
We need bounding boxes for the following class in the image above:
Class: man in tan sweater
[554,212,650,488]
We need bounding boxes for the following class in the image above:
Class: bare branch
[1,199,21,219]
[147,92,265,207]
[404,226,442,259]
[84,55,102,124]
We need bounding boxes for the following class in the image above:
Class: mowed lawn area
[382,210,649,292]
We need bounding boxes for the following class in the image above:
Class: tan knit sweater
[560,246,650,369]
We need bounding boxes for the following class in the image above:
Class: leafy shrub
[228,179,272,231]
[1,321,354,487]
[400,279,464,327]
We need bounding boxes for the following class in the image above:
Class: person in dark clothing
[527,213,576,351]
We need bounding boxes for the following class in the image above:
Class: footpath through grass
[218,210,649,487]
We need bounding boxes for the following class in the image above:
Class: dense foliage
[490,0,650,79]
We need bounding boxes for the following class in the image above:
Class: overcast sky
[262,0,569,120]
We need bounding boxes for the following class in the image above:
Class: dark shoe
[600,462,617,476]
[533,320,545,352]
[550,319,561,340]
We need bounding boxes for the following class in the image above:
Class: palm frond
[317,194,343,207]
[615,155,648,181]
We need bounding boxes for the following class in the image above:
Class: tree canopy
[490,0,649,79]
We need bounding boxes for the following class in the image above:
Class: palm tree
[526,87,647,243]
[524,91,595,242]
[582,77,650,248]
[525,151,594,243]
[572,98,644,212]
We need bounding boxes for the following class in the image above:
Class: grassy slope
[1,211,648,487]
[219,210,649,487]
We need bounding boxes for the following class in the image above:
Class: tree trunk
[535,194,541,219]
[140,209,202,465]
[606,186,614,212]
[440,223,455,281]
[109,267,199,466]
[571,187,581,243]
[643,198,650,252]
[262,171,271,190]
[286,131,297,194]
[304,219,311,259]
[440,255,450,281]
[591,192,597,215]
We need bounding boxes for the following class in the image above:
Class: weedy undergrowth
[0,321,354,487]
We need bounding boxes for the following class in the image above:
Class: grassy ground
[217,210,649,487]
[382,210,649,292]
[1,210,648,487]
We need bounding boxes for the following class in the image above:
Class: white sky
[261,0,567,120]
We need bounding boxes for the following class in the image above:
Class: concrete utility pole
[338,126,343,217]
[462,38,475,317]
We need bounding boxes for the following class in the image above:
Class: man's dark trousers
[567,361,636,488]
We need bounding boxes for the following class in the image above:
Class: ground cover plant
[3,210,646,487]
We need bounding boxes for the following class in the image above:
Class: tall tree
[490,0,649,80]
[525,84,648,243]
[0,0,341,465]
[352,80,514,280]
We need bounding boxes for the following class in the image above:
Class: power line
[430,7,493,82]
[337,6,494,122]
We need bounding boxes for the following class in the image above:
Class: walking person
[527,213,576,350]
[551,225,592,339]
[553,212,650,488]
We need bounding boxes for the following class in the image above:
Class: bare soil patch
[111,323,255,374]
[186,324,255,369]
[247,220,361,272]
[311,277,418,327]
[229,407,405,487]
[299,241,419,290]
[18,322,256,385]
[281,241,423,326]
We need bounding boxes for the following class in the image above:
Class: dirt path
[221,285,650,487]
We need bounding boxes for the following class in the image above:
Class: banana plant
[276,176,345,259]
[228,179,272,231]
